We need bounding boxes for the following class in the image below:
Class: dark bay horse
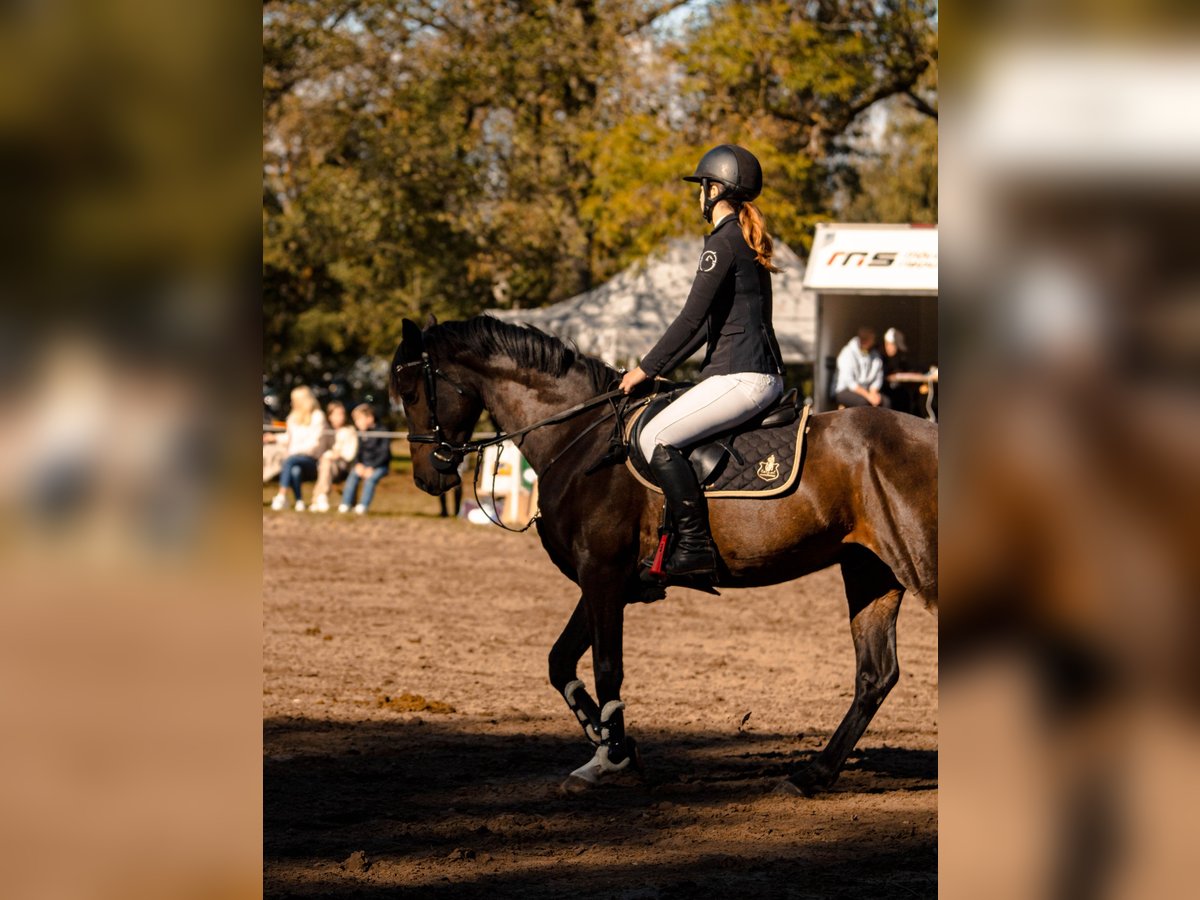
[391,315,937,794]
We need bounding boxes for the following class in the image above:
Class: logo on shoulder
[699,250,719,272]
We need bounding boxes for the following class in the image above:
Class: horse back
[699,408,937,601]
[822,408,938,606]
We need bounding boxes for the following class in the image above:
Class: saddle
[624,384,811,498]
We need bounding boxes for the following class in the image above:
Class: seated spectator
[262,399,288,482]
[339,404,391,515]
[834,327,891,409]
[881,327,914,414]
[269,386,329,511]
[309,401,358,512]
[262,432,287,484]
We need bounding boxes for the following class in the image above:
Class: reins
[469,397,623,533]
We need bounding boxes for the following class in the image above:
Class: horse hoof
[774,779,803,796]
[560,774,599,795]
[560,770,643,795]
[777,766,832,797]
[774,778,820,798]
[560,742,644,795]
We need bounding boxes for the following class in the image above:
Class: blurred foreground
[0,1,259,898]
[940,8,1200,898]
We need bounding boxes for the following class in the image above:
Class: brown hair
[737,201,780,273]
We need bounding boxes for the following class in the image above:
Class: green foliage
[264,0,937,380]
[840,103,938,224]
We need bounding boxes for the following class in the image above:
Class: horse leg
[783,547,903,796]
[561,581,641,792]
[549,596,604,747]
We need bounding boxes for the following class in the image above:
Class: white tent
[491,237,814,366]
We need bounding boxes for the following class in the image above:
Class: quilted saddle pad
[624,402,810,498]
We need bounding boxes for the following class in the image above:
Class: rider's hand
[620,366,648,394]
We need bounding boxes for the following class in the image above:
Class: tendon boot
[644,444,718,582]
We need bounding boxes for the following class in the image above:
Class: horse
[391,315,938,795]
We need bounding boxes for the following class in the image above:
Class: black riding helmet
[683,144,762,223]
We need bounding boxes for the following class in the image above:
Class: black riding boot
[646,444,718,579]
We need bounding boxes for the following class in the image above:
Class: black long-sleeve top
[639,216,784,379]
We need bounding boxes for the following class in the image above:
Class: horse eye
[401,391,418,407]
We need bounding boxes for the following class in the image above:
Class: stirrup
[638,567,721,595]
[638,554,720,594]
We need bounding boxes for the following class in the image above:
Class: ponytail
[737,201,780,273]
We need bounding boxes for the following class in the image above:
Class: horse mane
[424,315,618,393]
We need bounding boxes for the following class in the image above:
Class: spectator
[881,327,914,414]
[339,404,391,515]
[309,401,358,512]
[262,395,288,483]
[262,431,287,484]
[269,386,329,511]
[834,327,891,409]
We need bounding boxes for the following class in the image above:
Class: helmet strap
[701,178,731,224]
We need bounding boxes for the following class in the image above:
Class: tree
[664,0,937,250]
[837,99,937,224]
[262,1,938,380]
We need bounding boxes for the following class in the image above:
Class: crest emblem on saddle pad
[756,454,780,482]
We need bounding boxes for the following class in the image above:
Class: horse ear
[424,313,438,328]
[401,318,424,357]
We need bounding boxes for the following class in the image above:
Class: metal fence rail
[263,426,502,441]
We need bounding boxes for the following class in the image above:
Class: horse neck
[468,360,608,476]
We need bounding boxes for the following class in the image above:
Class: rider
[619,144,785,583]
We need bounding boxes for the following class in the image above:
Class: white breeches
[638,372,784,462]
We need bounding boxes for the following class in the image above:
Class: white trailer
[803,223,938,412]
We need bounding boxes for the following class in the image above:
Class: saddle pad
[624,403,811,498]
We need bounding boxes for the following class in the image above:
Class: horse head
[391,316,483,496]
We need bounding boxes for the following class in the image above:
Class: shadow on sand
[266,714,936,898]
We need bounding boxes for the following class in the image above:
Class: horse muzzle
[415,471,460,496]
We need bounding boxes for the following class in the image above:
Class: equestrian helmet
[683,144,762,222]
[684,144,762,199]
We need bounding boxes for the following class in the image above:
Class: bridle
[395,352,478,474]
[395,350,628,478]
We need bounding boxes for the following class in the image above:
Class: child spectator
[339,404,391,515]
[269,386,329,511]
[309,401,358,512]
